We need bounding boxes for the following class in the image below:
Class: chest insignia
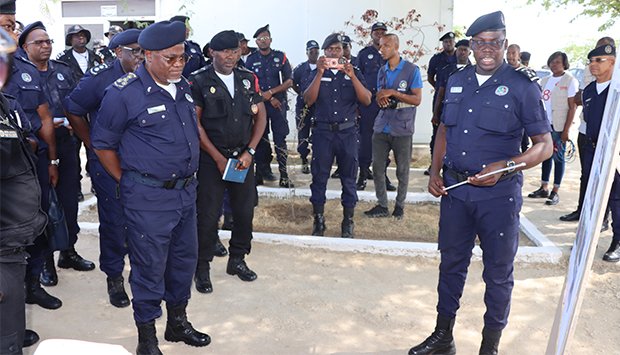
[57,73,65,81]
[147,104,166,114]
[368,54,374,60]
[185,93,194,103]
[190,48,197,54]
[210,86,216,94]
[242,79,251,90]
[21,73,32,83]
[274,57,280,63]
[399,80,408,89]
[495,85,509,96]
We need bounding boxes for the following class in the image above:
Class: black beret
[588,44,616,59]
[236,32,248,42]
[138,21,185,51]
[321,33,343,50]
[253,24,269,38]
[455,39,470,48]
[466,11,506,37]
[170,15,189,24]
[306,40,319,50]
[18,21,46,48]
[0,0,15,15]
[109,29,141,50]
[65,24,91,46]
[520,51,531,62]
[210,30,239,51]
[105,25,123,37]
[341,35,352,45]
[371,22,387,32]
[440,32,455,41]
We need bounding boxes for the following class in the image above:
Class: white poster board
[546,58,620,354]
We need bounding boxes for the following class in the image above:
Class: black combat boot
[164,303,211,347]
[356,169,367,190]
[311,205,326,236]
[479,327,502,355]
[107,276,130,308]
[301,158,310,174]
[136,321,162,355]
[58,247,95,271]
[341,208,354,238]
[23,329,39,347]
[194,262,213,293]
[25,273,62,310]
[40,254,58,286]
[222,213,234,231]
[408,314,456,355]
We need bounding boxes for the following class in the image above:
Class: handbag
[46,187,70,251]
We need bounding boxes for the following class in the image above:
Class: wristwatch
[247,147,256,156]
[505,160,516,174]
[49,158,60,166]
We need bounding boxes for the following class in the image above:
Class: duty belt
[313,120,356,132]
[443,165,516,183]
[125,171,196,190]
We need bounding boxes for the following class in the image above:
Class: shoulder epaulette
[55,50,69,61]
[88,62,110,76]
[113,72,138,89]
[516,66,539,82]
[189,65,208,77]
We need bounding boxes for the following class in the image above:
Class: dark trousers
[26,150,52,277]
[256,103,290,178]
[56,135,80,247]
[89,159,128,278]
[197,154,255,265]
[124,204,197,324]
[436,194,521,330]
[540,131,565,187]
[295,106,312,160]
[0,259,27,355]
[310,128,359,209]
[358,101,379,172]
[371,133,412,208]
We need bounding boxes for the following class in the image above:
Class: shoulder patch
[113,72,138,89]
[515,66,539,82]
[88,62,110,76]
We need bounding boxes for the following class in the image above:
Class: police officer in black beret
[170,15,206,78]
[190,30,267,293]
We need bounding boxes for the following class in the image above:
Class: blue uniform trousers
[88,159,128,278]
[256,103,290,178]
[124,205,197,324]
[437,193,521,330]
[295,106,312,160]
[358,101,379,171]
[55,134,80,247]
[310,128,358,208]
[25,149,51,277]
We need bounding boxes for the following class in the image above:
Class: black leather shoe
[559,210,580,222]
[603,240,620,262]
[226,257,257,281]
[107,276,130,308]
[386,176,397,191]
[58,248,95,271]
[331,168,340,179]
[409,315,456,355]
[279,177,295,188]
[195,266,213,294]
[528,187,549,198]
[479,327,501,355]
[23,329,39,348]
[164,304,211,347]
[26,275,62,310]
[301,158,310,174]
[214,237,228,257]
[263,170,277,181]
[136,321,163,355]
[364,205,389,218]
[356,178,367,191]
[40,254,58,286]
[392,205,404,220]
[312,213,326,236]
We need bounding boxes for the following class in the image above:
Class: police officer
[237,32,256,65]
[426,31,457,175]
[92,21,210,354]
[409,12,553,355]
[190,30,266,294]
[247,24,294,187]
[357,22,395,191]
[303,33,371,238]
[342,35,358,66]
[363,33,422,219]
[432,39,470,126]
[170,15,206,78]
[97,25,124,64]
[292,40,319,174]
[581,44,618,261]
[65,29,143,308]
[56,24,102,83]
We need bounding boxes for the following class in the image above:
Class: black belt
[0,246,25,257]
[125,171,196,190]
[313,120,356,132]
[443,165,516,183]
[217,146,244,159]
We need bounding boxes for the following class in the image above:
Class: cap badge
[605,45,613,54]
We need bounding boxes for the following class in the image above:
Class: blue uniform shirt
[4,55,47,134]
[292,60,317,111]
[39,60,76,140]
[428,51,456,87]
[583,81,610,143]
[311,68,367,126]
[247,49,292,103]
[183,40,207,78]
[441,63,550,201]
[357,45,385,94]
[91,64,200,211]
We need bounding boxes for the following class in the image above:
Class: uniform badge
[21,73,32,83]
[57,73,65,81]
[185,93,194,103]
[368,54,374,59]
[274,57,280,63]
[242,79,251,90]
[399,80,408,89]
[605,45,613,54]
[251,104,258,114]
[210,86,216,94]
[495,85,509,96]
[191,48,197,54]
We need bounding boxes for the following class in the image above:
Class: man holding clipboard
[190,30,266,294]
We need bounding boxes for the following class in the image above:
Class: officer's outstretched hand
[342,62,355,78]
[468,160,505,187]
[428,173,447,197]
[236,151,253,171]
[317,56,329,73]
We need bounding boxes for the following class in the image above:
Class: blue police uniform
[306,67,367,209]
[183,40,206,78]
[246,48,292,180]
[65,60,129,278]
[357,45,385,180]
[92,64,200,324]
[438,63,550,329]
[428,51,457,156]
[292,60,316,162]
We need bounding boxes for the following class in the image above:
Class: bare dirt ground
[24,144,620,355]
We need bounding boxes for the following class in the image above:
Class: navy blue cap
[520,51,531,62]
[588,44,616,59]
[253,24,269,38]
[455,39,470,48]
[108,28,141,50]
[306,40,319,50]
[440,32,455,41]
[466,11,506,37]
[341,35,352,45]
[210,30,239,51]
[372,22,387,32]
[138,21,185,51]
[321,33,343,50]
[236,32,248,42]
[0,0,15,14]
[170,15,189,24]
[18,21,45,48]
[65,24,91,46]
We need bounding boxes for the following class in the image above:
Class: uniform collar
[384,57,405,72]
[137,64,175,97]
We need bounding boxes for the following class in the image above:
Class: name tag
[0,129,18,138]
[450,86,463,94]
[321,77,332,82]
[147,105,166,114]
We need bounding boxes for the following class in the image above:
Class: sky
[453,0,619,69]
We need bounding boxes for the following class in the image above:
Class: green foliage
[529,0,620,30]
[562,42,594,65]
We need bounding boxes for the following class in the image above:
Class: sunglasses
[122,46,144,56]
[470,38,506,50]
[256,36,271,42]
[588,57,609,64]
[158,52,190,65]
